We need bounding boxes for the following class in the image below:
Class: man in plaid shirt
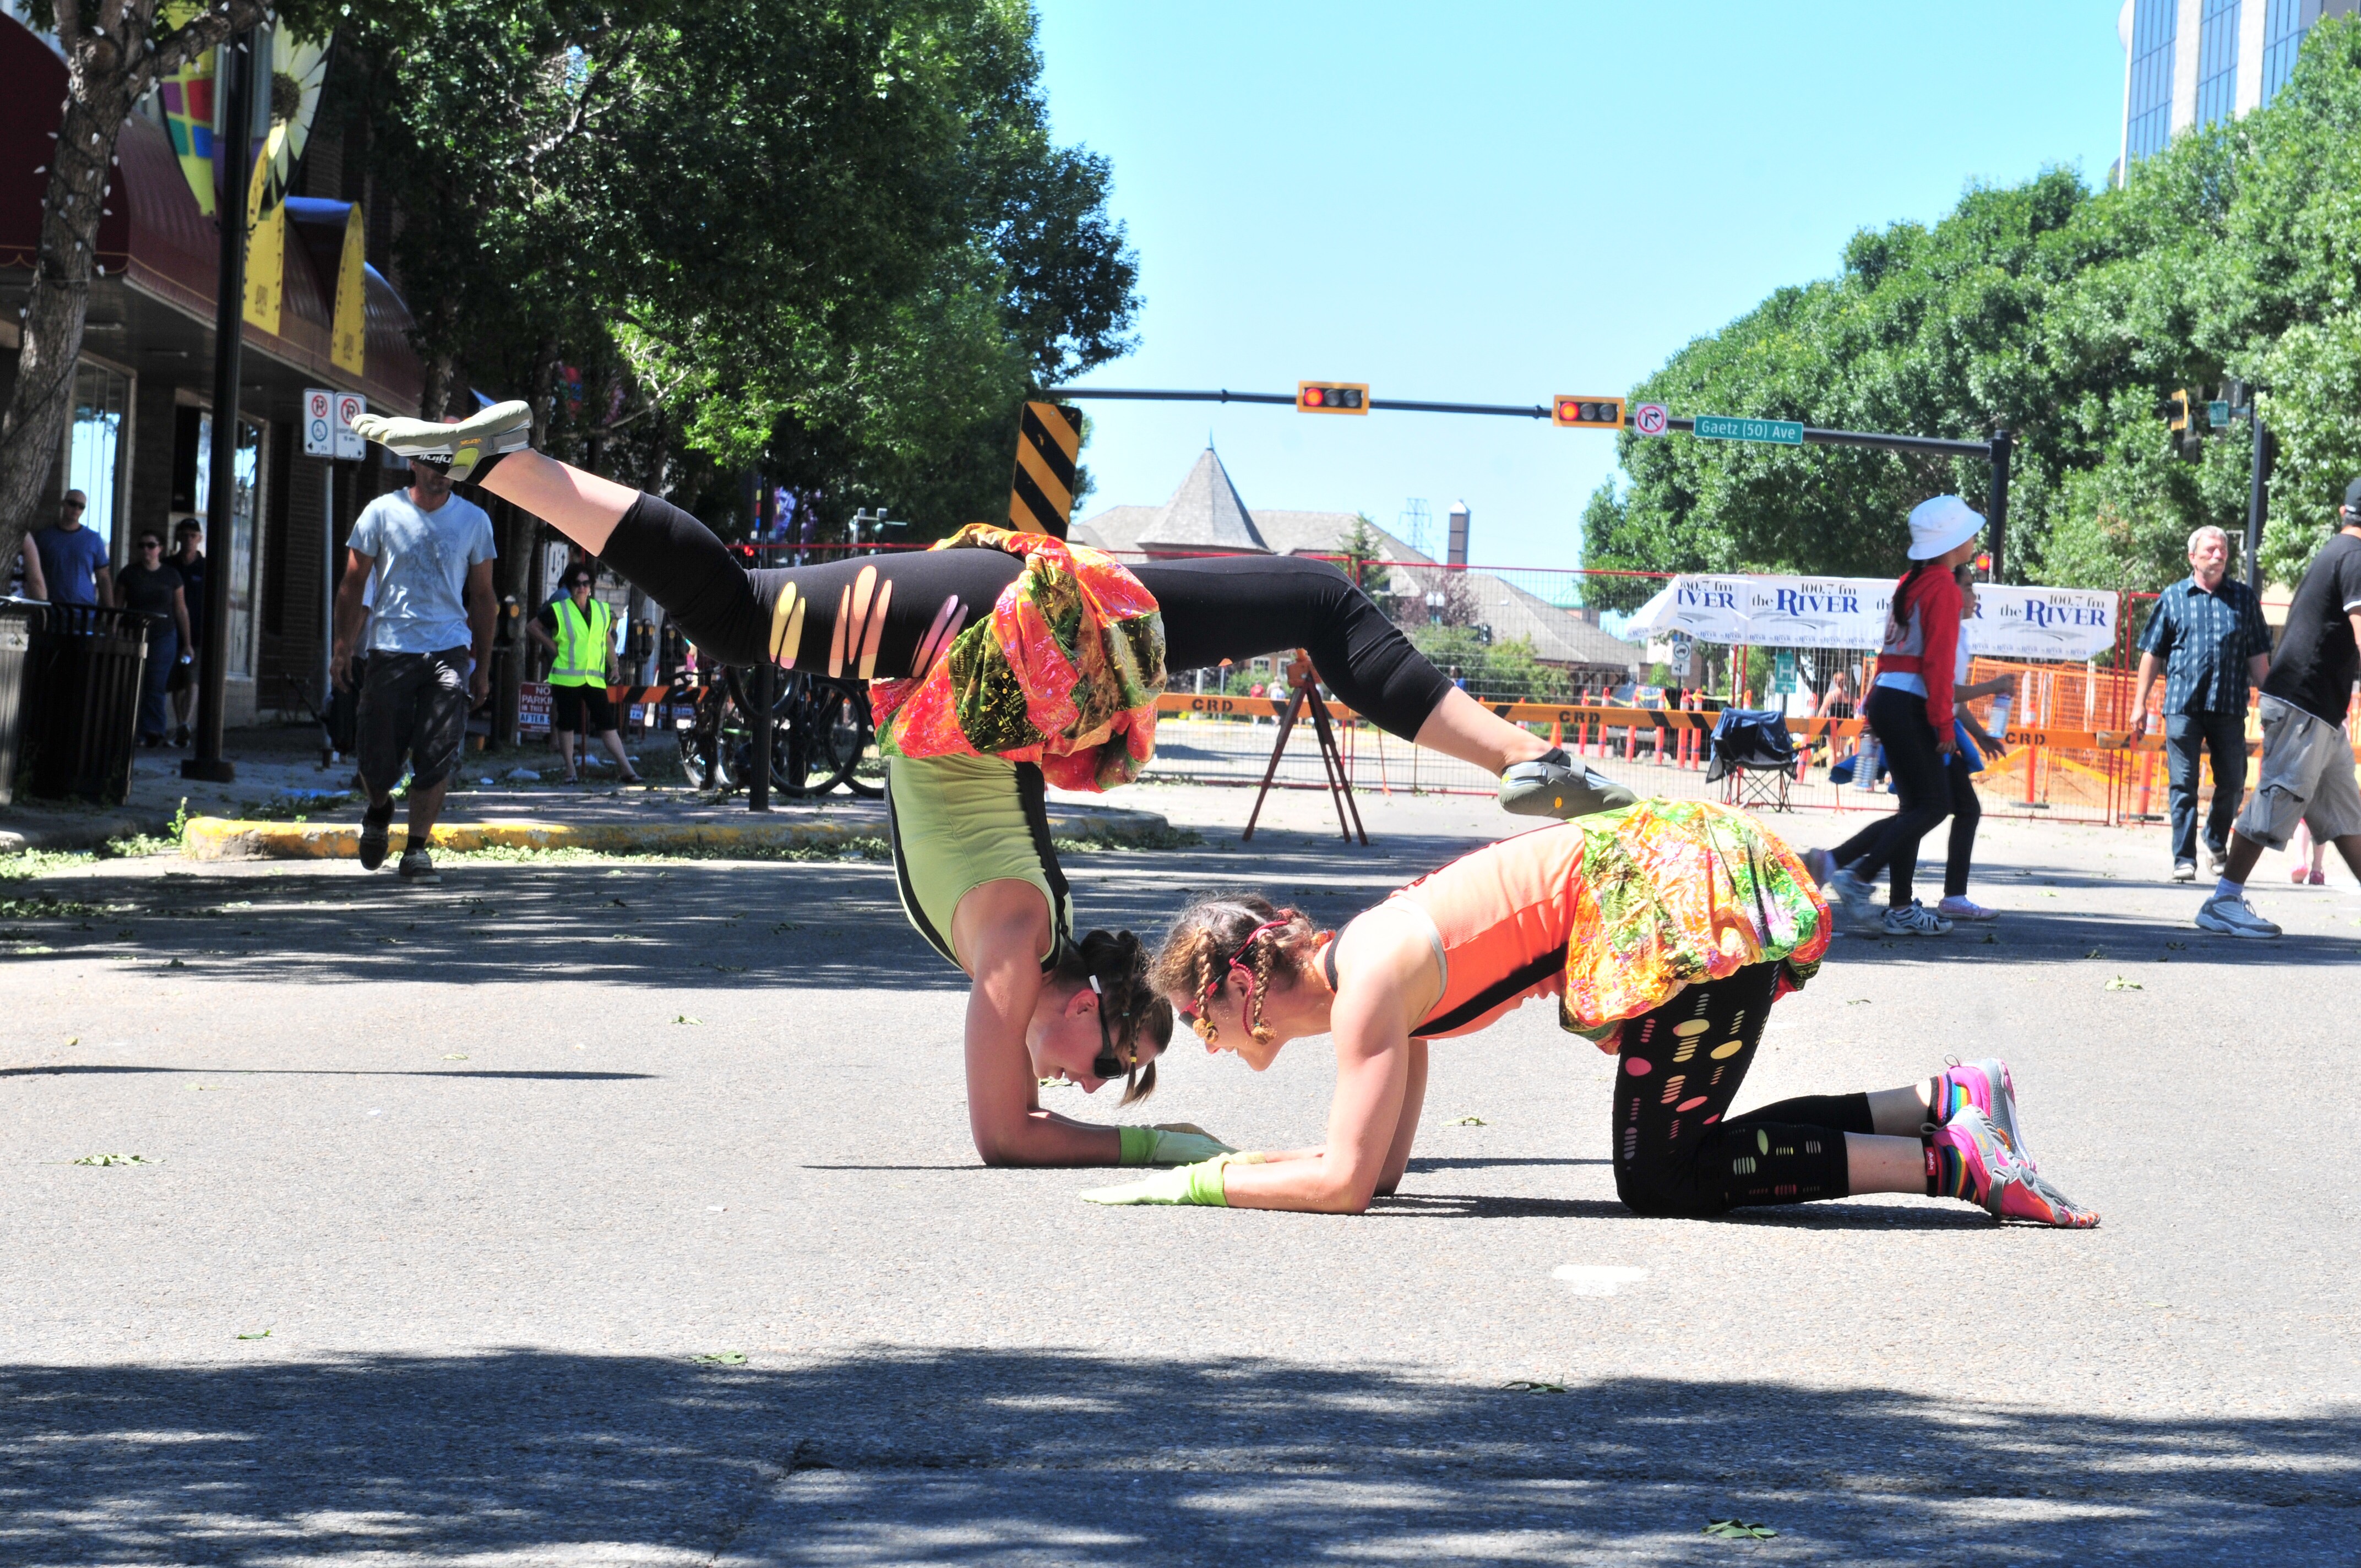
[2131,525,2274,880]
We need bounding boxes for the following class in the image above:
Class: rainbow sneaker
[1928,1107,2098,1228]
[1930,1057,2036,1169]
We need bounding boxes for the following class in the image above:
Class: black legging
[599,493,1454,741]
[1943,750,1982,900]
[1613,962,1870,1217]
[1829,684,1954,908]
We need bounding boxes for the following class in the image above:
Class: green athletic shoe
[348,400,533,484]
[1497,748,1638,819]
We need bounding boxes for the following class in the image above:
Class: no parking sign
[303,388,367,460]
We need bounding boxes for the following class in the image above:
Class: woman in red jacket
[1807,496,1985,937]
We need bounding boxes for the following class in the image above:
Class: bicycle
[673,667,878,798]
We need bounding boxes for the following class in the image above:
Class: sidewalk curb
[0,807,176,854]
[180,803,1176,862]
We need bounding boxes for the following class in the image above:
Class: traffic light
[2162,390,2191,432]
[1297,381,1369,415]
[1553,395,1625,430]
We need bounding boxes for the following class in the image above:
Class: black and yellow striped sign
[1008,400,1084,538]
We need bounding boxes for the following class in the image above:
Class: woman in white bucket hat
[1804,496,1985,935]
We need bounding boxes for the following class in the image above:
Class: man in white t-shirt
[331,458,497,883]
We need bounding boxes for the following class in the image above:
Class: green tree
[1583,21,2361,603]
[0,0,347,571]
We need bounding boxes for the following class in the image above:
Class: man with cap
[1804,494,1985,937]
[2129,525,2274,882]
[2194,478,2361,937]
[332,458,497,884]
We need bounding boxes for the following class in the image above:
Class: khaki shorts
[883,753,1073,972]
[2234,694,2361,850]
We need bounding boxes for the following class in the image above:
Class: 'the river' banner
[1629,574,2118,661]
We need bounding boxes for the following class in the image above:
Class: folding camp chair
[1706,707,1798,812]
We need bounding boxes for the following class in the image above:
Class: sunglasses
[139,541,162,550]
[62,500,85,511]
[1087,974,1134,1080]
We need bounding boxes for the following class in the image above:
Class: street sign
[1770,649,1798,695]
[1632,402,1669,437]
[303,388,336,457]
[1297,381,1369,414]
[2207,399,2232,427]
[1552,395,1624,430]
[334,392,366,460]
[1694,413,1803,447]
[304,388,367,459]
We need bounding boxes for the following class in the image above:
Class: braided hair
[1148,895,1323,1048]
[1046,928,1173,1106]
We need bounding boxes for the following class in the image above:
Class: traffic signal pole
[1042,386,2019,576]
[2246,417,2275,584]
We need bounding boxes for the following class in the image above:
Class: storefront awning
[0,14,422,413]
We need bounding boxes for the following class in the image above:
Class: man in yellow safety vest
[527,564,644,785]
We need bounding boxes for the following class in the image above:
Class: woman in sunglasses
[1089,799,2097,1227]
[348,401,1631,1170]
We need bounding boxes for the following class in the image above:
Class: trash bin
[0,600,42,807]
[22,603,151,804]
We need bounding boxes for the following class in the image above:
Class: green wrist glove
[1081,1152,1260,1206]
[1117,1123,1239,1166]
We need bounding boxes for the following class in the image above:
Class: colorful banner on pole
[1628,573,2117,661]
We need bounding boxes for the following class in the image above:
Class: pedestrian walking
[1804,496,1987,936]
[31,491,112,608]
[1938,568,2015,922]
[331,459,497,884]
[2129,526,2273,882]
[1085,800,2096,1227]
[167,519,205,745]
[349,399,1635,1169]
[2193,480,2361,937]
[113,530,194,745]
[526,565,644,785]
[2289,821,2330,886]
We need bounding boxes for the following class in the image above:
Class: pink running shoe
[1928,1108,2099,1228]
[1930,1057,2036,1169]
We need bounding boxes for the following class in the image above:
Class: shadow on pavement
[4,1348,2351,1565]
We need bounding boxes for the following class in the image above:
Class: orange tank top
[1325,824,1584,1039]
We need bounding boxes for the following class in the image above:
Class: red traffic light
[1297,380,1370,415]
[1553,395,1626,431]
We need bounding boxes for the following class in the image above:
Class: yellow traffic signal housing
[1297,381,1370,415]
[2164,390,2191,432]
[1553,395,1626,430]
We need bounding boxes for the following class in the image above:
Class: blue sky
[1033,2,2128,570]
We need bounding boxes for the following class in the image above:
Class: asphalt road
[4,785,2358,1565]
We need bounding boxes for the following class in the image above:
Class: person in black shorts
[2195,477,2361,938]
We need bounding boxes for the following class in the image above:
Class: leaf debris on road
[236,1329,271,1340]
[693,1351,747,1365]
[673,1015,702,1025]
[2105,975,2144,990]
[1703,1518,1778,1540]
[1449,1114,1487,1126]
[73,1153,154,1166]
[1500,1379,1566,1393]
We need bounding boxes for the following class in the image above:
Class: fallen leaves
[693,1351,747,1366]
[1448,1114,1488,1126]
[1704,1519,1778,1540]
[73,1153,153,1167]
[236,1329,271,1341]
[673,1015,702,1026]
[2105,975,2144,990]
[1500,1379,1566,1394]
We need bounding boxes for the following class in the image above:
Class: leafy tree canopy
[1583,18,2361,607]
[338,0,1136,538]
